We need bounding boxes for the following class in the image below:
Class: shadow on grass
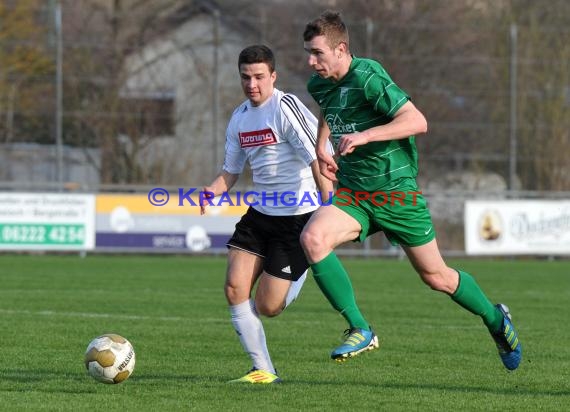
[0,369,84,384]
[285,378,570,397]
[0,369,96,394]
[0,368,226,394]
[132,373,216,383]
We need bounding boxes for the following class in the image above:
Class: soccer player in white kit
[200,45,332,383]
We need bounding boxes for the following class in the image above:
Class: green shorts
[332,179,436,247]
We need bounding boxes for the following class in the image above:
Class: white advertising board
[0,193,96,250]
[465,200,570,255]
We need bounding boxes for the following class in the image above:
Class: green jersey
[308,57,418,191]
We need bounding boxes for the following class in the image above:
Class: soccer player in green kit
[300,10,522,370]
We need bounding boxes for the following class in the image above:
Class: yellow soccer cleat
[228,368,282,384]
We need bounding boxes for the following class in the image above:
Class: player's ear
[271,70,277,82]
[337,41,348,57]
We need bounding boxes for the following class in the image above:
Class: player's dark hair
[238,45,275,73]
[303,10,349,50]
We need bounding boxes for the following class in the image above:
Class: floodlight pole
[509,23,518,191]
[55,0,64,189]
[212,9,220,178]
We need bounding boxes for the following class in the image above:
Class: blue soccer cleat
[491,303,522,371]
[331,328,379,362]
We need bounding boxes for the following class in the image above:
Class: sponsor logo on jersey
[325,113,357,136]
[239,128,277,148]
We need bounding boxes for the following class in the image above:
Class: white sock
[284,270,307,309]
[229,299,275,374]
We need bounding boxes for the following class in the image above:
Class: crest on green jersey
[339,87,349,107]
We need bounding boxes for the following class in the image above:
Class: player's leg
[232,211,312,382]
[380,183,521,370]
[403,238,501,324]
[254,271,297,317]
[225,247,280,382]
[224,208,281,383]
[301,204,369,329]
[254,269,308,316]
[284,270,307,308]
[225,246,261,305]
[255,213,313,316]
[403,240,522,370]
[300,204,378,361]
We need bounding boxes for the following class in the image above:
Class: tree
[62,0,241,184]
[501,0,570,190]
[62,0,187,184]
[58,0,569,189]
[0,0,52,144]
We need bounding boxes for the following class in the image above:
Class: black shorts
[227,207,313,281]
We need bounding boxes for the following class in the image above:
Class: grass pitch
[0,255,569,411]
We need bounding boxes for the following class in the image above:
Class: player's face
[239,62,276,106]
[304,35,343,81]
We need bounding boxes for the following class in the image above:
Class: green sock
[311,252,370,330]
[451,270,503,333]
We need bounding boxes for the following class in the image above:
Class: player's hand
[338,132,368,156]
[317,152,338,182]
[199,187,215,215]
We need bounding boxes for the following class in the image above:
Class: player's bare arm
[200,171,239,215]
[310,160,333,203]
[316,112,338,181]
[337,101,428,156]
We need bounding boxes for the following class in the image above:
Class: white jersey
[224,88,322,216]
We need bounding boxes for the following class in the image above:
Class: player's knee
[254,299,283,317]
[300,225,324,257]
[419,269,456,294]
[299,226,312,249]
[224,282,249,305]
[422,275,444,292]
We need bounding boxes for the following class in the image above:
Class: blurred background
[0,0,568,254]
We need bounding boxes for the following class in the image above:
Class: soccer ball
[84,334,136,384]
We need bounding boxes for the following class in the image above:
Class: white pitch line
[0,309,477,329]
[0,308,225,323]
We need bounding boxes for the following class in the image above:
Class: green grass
[0,255,569,411]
